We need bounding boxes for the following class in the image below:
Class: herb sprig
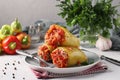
[57,0,120,43]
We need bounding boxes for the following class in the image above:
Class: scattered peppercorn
[13,63,15,66]
[7,63,9,65]
[13,76,15,79]
[18,61,20,64]
[3,72,6,75]
[23,77,25,80]
[1,60,26,79]
[12,73,15,79]
[12,73,15,76]
[4,67,7,69]
[14,67,17,70]
[2,69,4,72]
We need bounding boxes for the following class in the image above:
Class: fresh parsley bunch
[57,0,120,44]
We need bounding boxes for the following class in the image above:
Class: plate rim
[25,50,100,73]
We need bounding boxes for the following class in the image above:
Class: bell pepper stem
[22,36,28,44]
[9,42,16,50]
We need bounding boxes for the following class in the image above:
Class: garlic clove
[95,35,112,51]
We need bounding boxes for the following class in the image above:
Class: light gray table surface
[0,43,120,80]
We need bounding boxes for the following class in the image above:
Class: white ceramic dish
[25,50,100,74]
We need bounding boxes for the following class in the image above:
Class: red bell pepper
[2,36,22,55]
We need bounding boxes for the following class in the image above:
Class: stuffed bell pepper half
[38,43,56,61]
[51,47,88,68]
[45,24,80,47]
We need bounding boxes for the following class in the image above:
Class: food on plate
[11,18,22,34]
[51,47,88,68]
[2,35,22,55]
[45,24,80,47]
[37,24,86,68]
[16,32,31,49]
[0,24,12,40]
[38,43,56,61]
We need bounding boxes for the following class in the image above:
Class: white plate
[25,50,100,74]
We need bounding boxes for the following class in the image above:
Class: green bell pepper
[11,18,22,34]
[0,24,12,40]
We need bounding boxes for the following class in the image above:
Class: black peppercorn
[2,69,4,72]
[3,72,6,75]
[14,67,17,70]
[13,63,15,66]
[7,63,9,65]
[18,61,20,64]
[5,64,7,66]
[13,76,15,79]
[23,77,25,80]
[12,73,15,75]
[4,67,7,69]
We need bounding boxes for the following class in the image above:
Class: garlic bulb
[95,35,112,51]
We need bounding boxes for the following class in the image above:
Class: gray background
[0,0,120,27]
